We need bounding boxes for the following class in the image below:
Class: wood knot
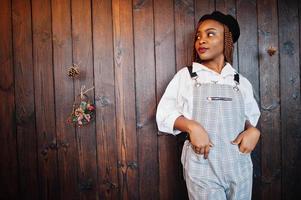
[96,96,111,107]
[127,161,138,169]
[79,178,93,191]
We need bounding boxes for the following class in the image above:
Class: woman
[156,11,260,200]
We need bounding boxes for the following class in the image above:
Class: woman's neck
[201,57,225,74]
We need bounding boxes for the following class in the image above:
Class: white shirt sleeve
[156,69,186,135]
[241,77,261,126]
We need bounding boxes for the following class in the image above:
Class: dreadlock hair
[192,22,234,65]
[223,24,234,65]
[192,22,202,64]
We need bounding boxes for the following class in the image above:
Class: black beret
[198,11,240,43]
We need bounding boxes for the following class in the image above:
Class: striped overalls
[181,67,253,200]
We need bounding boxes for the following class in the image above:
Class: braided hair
[192,22,234,65]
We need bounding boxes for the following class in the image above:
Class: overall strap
[234,73,240,83]
[187,65,198,78]
[187,65,240,84]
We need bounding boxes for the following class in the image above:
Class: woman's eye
[208,32,214,37]
[196,36,201,40]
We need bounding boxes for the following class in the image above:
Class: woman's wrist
[244,120,260,135]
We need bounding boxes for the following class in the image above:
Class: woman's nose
[199,38,206,44]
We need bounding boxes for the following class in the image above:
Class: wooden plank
[175,0,195,71]
[236,2,261,199]
[91,0,119,199]
[257,0,281,199]
[112,0,138,199]
[237,1,262,199]
[278,0,301,199]
[71,0,98,199]
[0,0,18,199]
[236,0,259,94]
[12,0,39,199]
[133,0,159,199]
[195,0,215,26]
[215,0,239,70]
[51,0,80,199]
[153,0,181,199]
[31,0,60,199]
[174,0,195,199]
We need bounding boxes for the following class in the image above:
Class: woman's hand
[231,121,260,153]
[186,120,213,159]
[174,116,213,158]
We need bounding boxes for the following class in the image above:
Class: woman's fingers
[192,145,202,154]
[204,145,210,159]
[192,144,212,159]
[200,147,205,155]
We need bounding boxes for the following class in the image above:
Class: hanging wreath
[67,86,95,127]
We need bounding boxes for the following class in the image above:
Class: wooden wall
[0,0,300,199]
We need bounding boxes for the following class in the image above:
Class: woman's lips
[198,47,208,54]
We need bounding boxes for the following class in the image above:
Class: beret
[198,11,240,43]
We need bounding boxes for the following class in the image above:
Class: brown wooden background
[0,0,300,199]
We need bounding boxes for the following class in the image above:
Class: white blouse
[156,62,261,135]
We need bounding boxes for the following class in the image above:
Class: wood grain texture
[257,0,281,199]
[133,0,159,199]
[0,0,18,199]
[0,1,301,199]
[154,0,182,199]
[12,0,39,199]
[174,0,195,199]
[195,0,215,25]
[236,2,262,199]
[175,0,195,70]
[52,0,79,199]
[32,0,60,199]
[112,0,138,199]
[92,0,119,199]
[279,0,301,199]
[71,0,98,199]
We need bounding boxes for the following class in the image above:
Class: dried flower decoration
[67,86,95,127]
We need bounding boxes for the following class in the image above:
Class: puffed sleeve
[241,77,261,126]
[156,69,186,135]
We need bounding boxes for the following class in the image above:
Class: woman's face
[195,19,224,62]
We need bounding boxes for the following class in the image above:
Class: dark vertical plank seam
[89,0,99,197]
[255,2,264,198]
[299,0,301,99]
[173,0,177,72]
[277,0,283,199]
[255,0,259,102]
[151,0,160,197]
[255,1,263,196]
[152,0,161,198]
[69,0,79,192]
[214,0,216,11]
[150,0,159,196]
[194,0,196,28]
[253,5,259,100]
[49,0,61,198]
[110,0,121,198]
[29,0,40,198]
[131,0,140,198]
[10,0,20,198]
[152,0,157,103]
